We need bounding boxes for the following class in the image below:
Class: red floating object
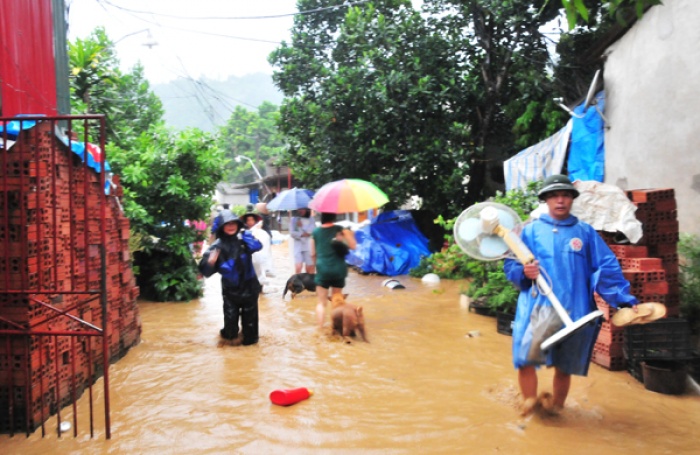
[269,387,313,406]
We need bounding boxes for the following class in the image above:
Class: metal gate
[1,114,113,438]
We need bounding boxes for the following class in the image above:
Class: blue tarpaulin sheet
[568,91,605,183]
[1,118,111,173]
[345,210,431,276]
[503,91,606,189]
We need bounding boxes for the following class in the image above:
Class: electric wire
[97,0,371,20]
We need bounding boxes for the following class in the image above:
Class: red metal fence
[1,115,140,438]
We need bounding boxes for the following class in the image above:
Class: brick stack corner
[592,188,681,373]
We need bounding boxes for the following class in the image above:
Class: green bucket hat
[538,174,579,200]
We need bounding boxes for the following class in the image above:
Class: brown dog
[330,294,368,343]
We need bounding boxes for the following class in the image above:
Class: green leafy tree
[217,102,285,183]
[68,28,222,301]
[68,27,163,148]
[271,1,477,215]
[107,126,227,301]
[423,0,563,207]
[271,1,568,217]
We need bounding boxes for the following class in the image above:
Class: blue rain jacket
[503,213,637,376]
[199,210,262,294]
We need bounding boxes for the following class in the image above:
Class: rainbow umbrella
[308,179,389,214]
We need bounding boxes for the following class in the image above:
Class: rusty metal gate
[1,114,114,438]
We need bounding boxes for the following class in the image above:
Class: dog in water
[330,294,368,343]
[283,273,317,299]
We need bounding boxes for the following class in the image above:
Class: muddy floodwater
[3,242,700,454]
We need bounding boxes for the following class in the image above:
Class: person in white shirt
[289,208,316,274]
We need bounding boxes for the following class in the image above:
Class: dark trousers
[222,292,259,345]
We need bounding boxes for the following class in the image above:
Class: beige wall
[604,0,700,236]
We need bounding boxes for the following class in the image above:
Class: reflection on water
[3,243,700,454]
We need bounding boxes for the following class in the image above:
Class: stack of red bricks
[0,120,141,431]
[591,188,680,372]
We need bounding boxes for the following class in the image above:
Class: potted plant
[466,263,519,334]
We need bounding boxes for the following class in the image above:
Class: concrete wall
[214,187,250,209]
[604,0,700,236]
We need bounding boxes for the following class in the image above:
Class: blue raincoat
[503,213,637,376]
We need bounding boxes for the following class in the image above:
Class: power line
[97,0,370,20]
[93,0,284,44]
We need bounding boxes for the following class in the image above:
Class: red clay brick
[627,188,675,203]
[619,257,662,270]
[609,244,649,258]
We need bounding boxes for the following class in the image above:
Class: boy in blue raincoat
[199,210,262,345]
[504,175,639,415]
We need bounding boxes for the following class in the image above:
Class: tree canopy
[270,0,570,216]
[560,0,661,29]
[69,28,225,301]
[68,27,163,149]
[217,102,285,183]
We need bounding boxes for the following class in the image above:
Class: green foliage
[560,0,662,29]
[512,99,568,149]
[107,125,227,301]
[679,234,700,333]
[468,268,520,313]
[271,1,474,215]
[217,102,285,184]
[68,27,164,148]
[270,0,564,217]
[409,243,482,281]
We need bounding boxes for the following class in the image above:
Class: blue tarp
[503,91,606,189]
[1,117,111,173]
[568,91,605,183]
[345,210,431,276]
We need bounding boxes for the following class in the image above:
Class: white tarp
[530,180,643,243]
[570,180,642,243]
[504,119,572,191]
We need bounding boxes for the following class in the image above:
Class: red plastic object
[269,387,313,406]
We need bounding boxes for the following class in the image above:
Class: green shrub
[679,233,700,333]
[468,267,520,313]
[108,125,226,301]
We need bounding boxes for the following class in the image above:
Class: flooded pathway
[3,242,700,454]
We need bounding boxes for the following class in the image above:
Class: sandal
[611,302,666,327]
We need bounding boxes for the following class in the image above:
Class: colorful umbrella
[308,179,389,213]
[266,187,315,211]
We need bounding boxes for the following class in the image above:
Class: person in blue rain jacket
[199,210,262,345]
[504,174,639,415]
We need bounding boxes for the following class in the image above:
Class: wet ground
[2,242,700,454]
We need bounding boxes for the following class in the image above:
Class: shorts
[294,249,313,265]
[315,277,346,289]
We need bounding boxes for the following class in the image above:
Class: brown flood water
[3,242,700,454]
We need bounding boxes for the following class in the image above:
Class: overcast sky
[66,1,427,85]
[67,0,301,84]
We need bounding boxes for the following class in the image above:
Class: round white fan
[454,202,603,352]
[453,202,523,261]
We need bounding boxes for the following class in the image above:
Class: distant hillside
[152,73,285,132]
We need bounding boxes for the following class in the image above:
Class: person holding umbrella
[290,208,316,274]
[310,213,357,329]
[308,179,389,329]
